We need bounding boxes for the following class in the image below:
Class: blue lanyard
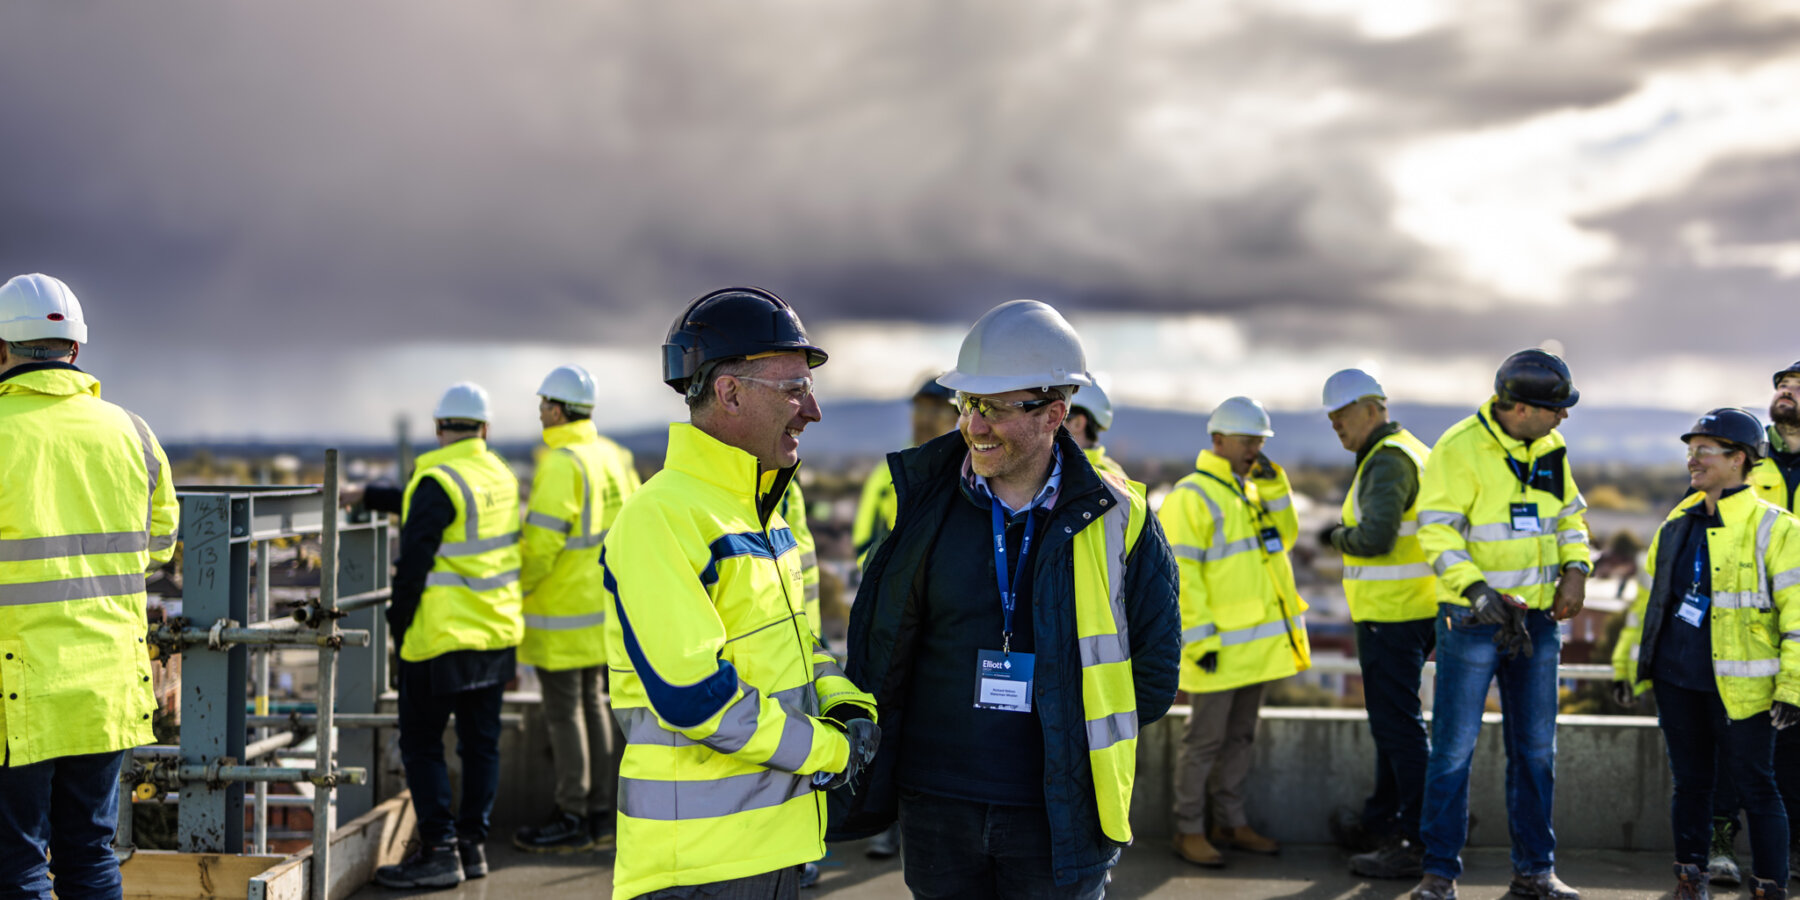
[1692,542,1707,597]
[991,498,1036,655]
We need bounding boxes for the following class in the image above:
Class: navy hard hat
[1682,407,1767,460]
[662,287,827,394]
[913,376,955,402]
[1495,349,1579,410]
[1774,361,1800,388]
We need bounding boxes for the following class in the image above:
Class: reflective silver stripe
[126,411,159,535]
[1395,521,1420,537]
[1715,658,1780,678]
[1342,562,1434,581]
[149,533,176,552]
[1417,510,1467,532]
[0,531,148,562]
[1556,530,1585,546]
[803,582,820,602]
[1714,591,1771,611]
[525,511,572,533]
[439,532,520,556]
[1433,549,1473,576]
[1219,615,1303,647]
[564,530,607,551]
[800,551,818,570]
[1085,711,1138,750]
[1467,523,1518,543]
[424,569,519,591]
[774,683,819,718]
[615,707,676,746]
[522,611,605,631]
[1079,634,1130,667]
[436,465,481,543]
[1175,537,1260,564]
[618,770,811,821]
[1628,644,1640,661]
[1557,496,1587,522]
[1262,494,1292,512]
[0,572,146,606]
[1182,623,1217,644]
[698,684,766,755]
[1774,569,1800,594]
[1176,481,1228,548]
[1101,484,1132,649]
[764,713,814,772]
[1486,564,1562,590]
[1625,612,1641,627]
[1786,631,1800,643]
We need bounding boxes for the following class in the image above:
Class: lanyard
[1198,470,1268,525]
[1475,410,1534,495]
[991,498,1036,655]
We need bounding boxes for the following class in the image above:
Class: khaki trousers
[1173,681,1266,834]
[539,665,624,817]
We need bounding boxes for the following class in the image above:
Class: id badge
[974,649,1035,713]
[1260,527,1283,553]
[1676,589,1710,628]
[1510,502,1542,534]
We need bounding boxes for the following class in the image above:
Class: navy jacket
[835,428,1181,886]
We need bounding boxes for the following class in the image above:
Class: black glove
[1317,522,1341,550]
[1251,453,1278,480]
[1775,702,1800,731]
[1198,651,1218,674]
[813,718,880,791]
[1611,680,1636,709]
[1464,582,1523,627]
[1493,603,1534,660]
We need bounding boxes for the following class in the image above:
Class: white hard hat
[1208,396,1274,437]
[434,382,492,423]
[937,299,1094,396]
[1322,368,1386,413]
[538,364,597,411]
[1072,374,1114,431]
[0,274,87,344]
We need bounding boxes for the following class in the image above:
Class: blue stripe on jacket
[604,547,740,729]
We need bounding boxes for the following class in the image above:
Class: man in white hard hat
[514,365,639,854]
[1160,396,1311,868]
[375,382,525,889]
[0,274,178,898]
[841,299,1181,897]
[1066,375,1128,481]
[1315,370,1438,880]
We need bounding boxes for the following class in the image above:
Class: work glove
[1197,651,1218,674]
[1774,702,1800,731]
[1493,603,1534,660]
[1610,680,1636,709]
[813,718,880,791]
[1317,522,1341,550]
[1463,582,1524,628]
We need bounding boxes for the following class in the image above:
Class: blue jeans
[0,750,126,900]
[1656,680,1788,880]
[1420,604,1560,880]
[397,660,505,846]
[1356,617,1435,841]
[898,789,1106,900]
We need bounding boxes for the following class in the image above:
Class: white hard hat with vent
[539,365,598,411]
[937,299,1094,396]
[434,382,492,423]
[0,274,87,344]
[1322,369,1386,413]
[1208,396,1274,437]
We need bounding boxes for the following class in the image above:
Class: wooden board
[248,791,413,900]
[119,851,286,899]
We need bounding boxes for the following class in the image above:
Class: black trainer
[514,811,596,854]
[374,842,464,890]
[1350,835,1425,880]
[1328,806,1382,854]
[457,839,487,879]
[587,811,617,851]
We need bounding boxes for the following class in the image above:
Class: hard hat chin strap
[2,341,75,360]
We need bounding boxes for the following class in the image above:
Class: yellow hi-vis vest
[852,462,897,572]
[400,438,524,663]
[1612,488,1800,717]
[1084,446,1128,482]
[0,367,179,765]
[778,478,822,640]
[1072,471,1153,844]
[601,423,877,899]
[519,421,634,671]
[1752,428,1798,513]
[1160,450,1312,694]
[1341,429,1439,622]
[1417,398,1592,609]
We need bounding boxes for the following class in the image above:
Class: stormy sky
[3,0,1798,442]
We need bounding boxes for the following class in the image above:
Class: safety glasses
[954,392,1055,423]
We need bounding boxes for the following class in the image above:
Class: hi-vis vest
[1084,446,1128,482]
[1161,450,1312,694]
[1612,488,1800,718]
[778,478,822,639]
[1752,428,1798,513]
[401,438,524,663]
[519,421,634,671]
[0,367,178,766]
[1417,398,1592,609]
[1341,429,1439,622]
[601,423,877,899]
[852,463,897,572]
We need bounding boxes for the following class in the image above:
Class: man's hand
[813,718,880,791]
[1774,702,1800,731]
[1611,681,1636,709]
[1494,604,1534,659]
[1465,582,1524,627]
[1198,651,1218,674]
[338,483,366,510]
[1553,567,1587,621]
[1317,522,1341,550]
[1251,453,1278,480]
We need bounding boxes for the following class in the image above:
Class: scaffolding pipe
[254,540,272,854]
[335,588,392,613]
[312,450,341,900]
[155,623,371,648]
[246,712,524,729]
[243,729,300,762]
[175,764,366,786]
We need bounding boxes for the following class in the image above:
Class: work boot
[1408,873,1457,900]
[800,862,820,889]
[513,811,596,853]
[374,842,464,890]
[1349,835,1424,879]
[1211,824,1280,855]
[587,811,617,851]
[865,824,900,860]
[1172,831,1224,867]
[1755,876,1789,900]
[1509,870,1580,899]
[1673,862,1710,900]
[1710,817,1744,887]
[456,839,487,879]
[1328,805,1381,853]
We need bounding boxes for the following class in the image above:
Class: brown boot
[1210,824,1280,855]
[1410,873,1458,900]
[1172,831,1224,867]
[1753,876,1787,900]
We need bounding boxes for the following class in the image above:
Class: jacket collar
[1354,421,1404,467]
[1478,396,1564,456]
[0,363,100,398]
[665,422,795,524]
[415,436,490,469]
[900,427,1106,523]
[1194,449,1243,485]
[962,444,1064,516]
[542,420,597,449]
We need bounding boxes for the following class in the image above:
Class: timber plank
[249,791,412,900]
[119,850,285,899]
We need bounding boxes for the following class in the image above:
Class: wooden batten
[246,791,415,900]
[118,851,285,899]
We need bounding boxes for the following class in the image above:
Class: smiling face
[959,388,1066,490]
[724,352,821,471]
[1686,435,1748,495]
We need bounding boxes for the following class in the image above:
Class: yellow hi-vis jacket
[519,421,636,671]
[1612,488,1800,717]
[1084,446,1128,482]
[602,423,877,898]
[1160,450,1312,694]
[1753,427,1798,513]
[1418,398,1592,609]
[777,478,821,640]
[0,366,178,765]
[400,438,524,663]
[851,462,896,572]
[1341,428,1439,622]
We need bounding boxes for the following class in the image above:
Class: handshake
[812,716,881,792]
